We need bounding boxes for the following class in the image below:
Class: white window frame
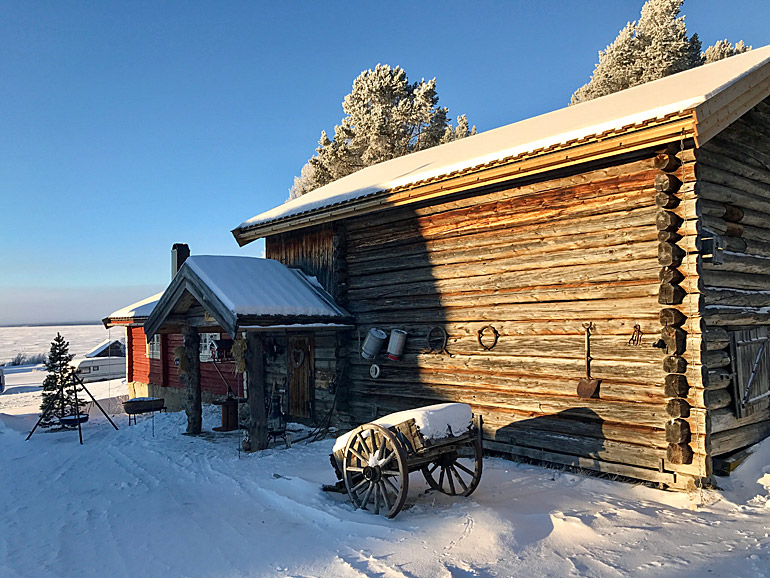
[147,335,161,360]
[199,333,220,362]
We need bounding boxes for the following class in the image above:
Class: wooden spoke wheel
[342,424,408,518]
[421,437,482,497]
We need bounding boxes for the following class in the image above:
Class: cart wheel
[421,437,482,497]
[342,423,408,518]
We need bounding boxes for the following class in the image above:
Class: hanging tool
[577,322,601,399]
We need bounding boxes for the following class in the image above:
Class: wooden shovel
[577,322,601,399]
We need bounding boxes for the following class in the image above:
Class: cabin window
[199,333,220,362]
[729,327,770,418]
[77,366,91,374]
[147,335,161,359]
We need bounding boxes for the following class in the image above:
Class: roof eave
[234,113,696,244]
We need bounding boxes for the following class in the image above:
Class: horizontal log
[348,178,661,253]
[703,307,770,326]
[696,164,770,203]
[704,388,732,410]
[702,287,770,308]
[347,351,669,384]
[345,367,669,405]
[710,419,770,456]
[696,181,770,217]
[477,407,668,449]
[702,252,770,276]
[348,240,660,291]
[706,368,732,391]
[346,157,664,234]
[698,141,770,187]
[709,398,770,434]
[349,205,661,266]
[482,439,677,486]
[700,270,770,292]
[704,327,729,350]
[658,230,683,244]
[349,225,657,278]
[705,350,730,369]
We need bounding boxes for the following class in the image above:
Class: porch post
[181,325,202,434]
[244,332,268,451]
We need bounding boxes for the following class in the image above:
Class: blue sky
[1,0,768,325]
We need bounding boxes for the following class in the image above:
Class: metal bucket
[361,328,387,360]
[387,329,408,360]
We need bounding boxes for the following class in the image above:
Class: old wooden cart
[330,403,483,518]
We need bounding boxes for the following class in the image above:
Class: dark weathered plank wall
[266,225,335,295]
[697,97,770,456]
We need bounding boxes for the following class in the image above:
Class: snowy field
[0,324,120,365]
[2,372,770,576]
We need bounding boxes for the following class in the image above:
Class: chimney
[171,243,190,278]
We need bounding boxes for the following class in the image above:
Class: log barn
[116,47,770,490]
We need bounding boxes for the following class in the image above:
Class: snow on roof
[84,339,124,358]
[333,403,473,453]
[106,292,163,320]
[237,46,770,234]
[185,255,346,318]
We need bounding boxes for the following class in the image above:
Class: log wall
[697,97,770,457]
[267,149,712,488]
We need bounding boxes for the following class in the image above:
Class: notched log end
[664,374,690,397]
[666,398,691,418]
[659,283,686,305]
[663,355,688,374]
[666,419,692,444]
[667,442,694,465]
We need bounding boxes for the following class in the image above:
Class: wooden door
[287,335,313,419]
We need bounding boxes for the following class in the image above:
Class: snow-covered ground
[0,324,120,365]
[2,366,769,578]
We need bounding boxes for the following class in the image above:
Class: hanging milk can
[361,328,387,359]
[387,329,408,360]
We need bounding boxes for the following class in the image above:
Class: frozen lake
[0,324,124,365]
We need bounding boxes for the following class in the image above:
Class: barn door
[730,327,770,418]
[287,335,313,420]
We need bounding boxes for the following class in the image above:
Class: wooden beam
[181,325,202,435]
[244,332,268,451]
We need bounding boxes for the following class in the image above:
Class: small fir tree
[39,333,84,428]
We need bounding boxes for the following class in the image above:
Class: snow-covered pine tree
[39,333,84,428]
[703,39,751,64]
[290,64,475,198]
[571,0,749,105]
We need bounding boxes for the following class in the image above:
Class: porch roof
[144,256,350,339]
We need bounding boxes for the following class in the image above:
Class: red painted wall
[127,327,242,396]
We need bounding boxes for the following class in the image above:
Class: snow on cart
[328,403,483,518]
